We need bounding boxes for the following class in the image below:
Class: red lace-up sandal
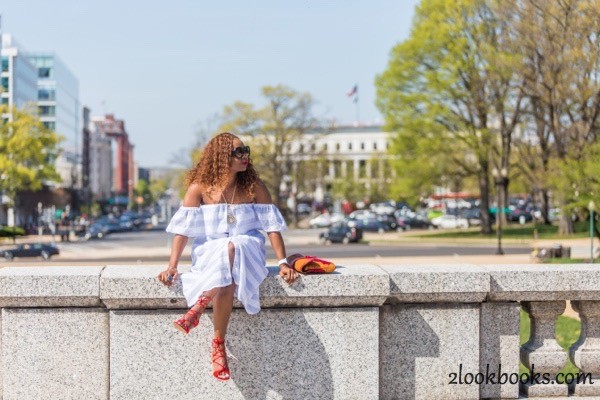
[211,337,231,381]
[173,296,211,334]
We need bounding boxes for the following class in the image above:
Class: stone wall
[0,264,599,399]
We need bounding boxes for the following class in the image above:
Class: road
[0,229,533,265]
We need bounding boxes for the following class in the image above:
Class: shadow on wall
[109,309,333,400]
[380,304,440,400]
[229,309,333,399]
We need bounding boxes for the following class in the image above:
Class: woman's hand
[279,263,298,284]
[157,266,179,287]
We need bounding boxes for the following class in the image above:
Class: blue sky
[1,1,419,167]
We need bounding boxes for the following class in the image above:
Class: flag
[346,85,358,97]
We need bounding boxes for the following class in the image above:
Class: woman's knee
[213,284,235,299]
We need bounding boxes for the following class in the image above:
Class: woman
[157,132,298,381]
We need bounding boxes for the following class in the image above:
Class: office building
[1,34,37,112]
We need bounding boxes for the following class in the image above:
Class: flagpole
[356,95,360,125]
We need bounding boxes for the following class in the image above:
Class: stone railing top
[100,264,390,309]
[382,264,490,303]
[1,264,600,308]
[0,266,104,307]
[483,264,600,301]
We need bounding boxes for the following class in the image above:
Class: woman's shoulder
[253,179,273,204]
[183,182,208,207]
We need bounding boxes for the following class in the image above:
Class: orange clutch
[287,253,336,274]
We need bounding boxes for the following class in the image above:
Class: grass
[417,221,590,240]
[543,258,592,264]
[519,309,581,376]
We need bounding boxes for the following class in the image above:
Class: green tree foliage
[376,0,524,234]
[503,0,600,233]
[134,179,153,208]
[219,85,319,212]
[0,105,62,204]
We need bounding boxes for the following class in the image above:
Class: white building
[1,34,38,112]
[288,125,395,198]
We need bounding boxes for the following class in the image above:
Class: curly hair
[185,132,259,199]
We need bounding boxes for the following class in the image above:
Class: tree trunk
[540,189,551,225]
[479,171,493,234]
[558,201,574,235]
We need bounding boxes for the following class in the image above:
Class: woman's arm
[158,234,188,286]
[157,182,203,286]
[255,180,298,284]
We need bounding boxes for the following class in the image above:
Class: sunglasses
[231,146,251,159]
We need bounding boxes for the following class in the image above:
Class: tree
[376,0,525,234]
[219,85,320,219]
[0,105,62,239]
[503,0,600,234]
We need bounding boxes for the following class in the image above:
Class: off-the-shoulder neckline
[179,203,276,209]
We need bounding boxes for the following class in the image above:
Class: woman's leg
[209,241,236,380]
[212,242,236,338]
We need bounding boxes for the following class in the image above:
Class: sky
[1,1,419,168]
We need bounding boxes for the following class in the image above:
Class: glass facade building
[28,53,79,145]
[0,34,38,112]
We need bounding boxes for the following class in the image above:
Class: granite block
[380,303,480,400]
[382,264,489,303]
[479,302,520,399]
[100,264,389,309]
[0,266,103,307]
[487,264,600,301]
[110,307,379,400]
[2,308,109,400]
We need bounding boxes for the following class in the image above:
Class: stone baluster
[520,301,568,397]
[569,300,600,396]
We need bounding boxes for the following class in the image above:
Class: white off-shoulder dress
[166,203,287,315]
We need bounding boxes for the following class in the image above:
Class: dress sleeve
[165,207,205,237]
[254,204,288,232]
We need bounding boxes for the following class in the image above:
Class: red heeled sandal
[173,296,211,334]
[211,337,231,381]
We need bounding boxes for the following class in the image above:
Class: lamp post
[590,201,596,263]
[492,167,508,255]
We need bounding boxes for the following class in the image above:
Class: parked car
[347,217,387,233]
[308,213,345,228]
[319,222,363,244]
[84,222,110,239]
[430,214,469,229]
[296,203,312,216]
[376,214,400,231]
[348,210,377,220]
[1,243,59,261]
[397,214,434,230]
[507,207,533,223]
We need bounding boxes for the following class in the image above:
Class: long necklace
[221,184,237,224]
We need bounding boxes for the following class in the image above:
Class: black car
[347,217,387,233]
[398,214,434,230]
[319,222,363,244]
[1,243,60,260]
[376,214,400,231]
[508,207,533,223]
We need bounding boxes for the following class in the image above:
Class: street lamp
[492,167,508,255]
[590,200,596,263]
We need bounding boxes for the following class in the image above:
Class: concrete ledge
[0,266,103,307]
[487,264,600,301]
[100,264,390,309]
[382,264,489,303]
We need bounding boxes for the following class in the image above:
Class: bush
[0,226,25,237]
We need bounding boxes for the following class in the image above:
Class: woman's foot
[173,296,211,334]
[211,337,231,381]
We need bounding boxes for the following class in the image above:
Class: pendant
[227,213,236,224]
[227,205,236,224]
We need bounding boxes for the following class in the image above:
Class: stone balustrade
[0,264,599,400]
